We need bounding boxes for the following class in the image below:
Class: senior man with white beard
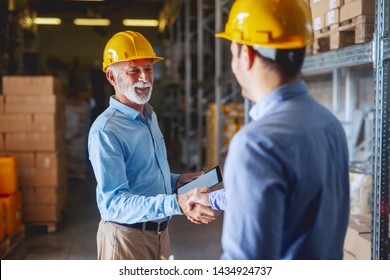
[88,31,217,260]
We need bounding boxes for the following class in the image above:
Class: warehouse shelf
[302,42,373,75]
[307,0,390,260]
[371,0,390,260]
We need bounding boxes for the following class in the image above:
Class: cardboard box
[2,76,62,95]
[33,113,59,132]
[0,113,33,132]
[5,95,61,114]
[346,233,371,259]
[19,167,62,188]
[329,0,343,9]
[10,152,35,169]
[21,187,61,204]
[326,8,339,26]
[5,131,64,151]
[344,232,371,260]
[343,214,390,260]
[36,151,61,169]
[343,214,371,259]
[313,15,325,31]
[0,95,4,114]
[340,0,375,22]
[22,204,61,223]
[310,0,329,18]
[0,113,63,132]
[0,133,4,152]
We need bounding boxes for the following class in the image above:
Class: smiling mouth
[135,87,149,94]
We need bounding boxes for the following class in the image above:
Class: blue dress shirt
[218,80,350,259]
[88,96,182,224]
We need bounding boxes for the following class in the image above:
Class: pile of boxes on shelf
[0,156,22,247]
[307,0,375,54]
[343,214,372,259]
[0,76,68,226]
[205,103,244,170]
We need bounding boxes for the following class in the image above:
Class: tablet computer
[176,165,223,195]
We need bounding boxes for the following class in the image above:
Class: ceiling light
[74,18,110,26]
[34,17,62,25]
[122,19,159,27]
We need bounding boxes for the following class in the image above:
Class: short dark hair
[236,44,306,78]
[254,47,306,78]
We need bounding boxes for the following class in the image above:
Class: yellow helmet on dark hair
[102,31,164,72]
[216,0,314,49]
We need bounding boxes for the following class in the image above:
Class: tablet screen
[177,165,222,195]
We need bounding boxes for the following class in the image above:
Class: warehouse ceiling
[28,0,164,26]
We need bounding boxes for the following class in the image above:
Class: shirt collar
[249,80,308,121]
[109,95,154,121]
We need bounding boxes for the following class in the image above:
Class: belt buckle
[156,222,163,235]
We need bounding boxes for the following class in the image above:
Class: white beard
[119,81,153,105]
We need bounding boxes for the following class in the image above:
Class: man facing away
[88,31,217,260]
[188,0,350,259]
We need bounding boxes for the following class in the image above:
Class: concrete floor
[5,164,223,260]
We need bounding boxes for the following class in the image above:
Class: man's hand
[186,192,210,211]
[177,186,217,224]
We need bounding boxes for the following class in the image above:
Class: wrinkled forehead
[124,58,154,68]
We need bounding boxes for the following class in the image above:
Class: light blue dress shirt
[216,80,350,259]
[88,96,182,224]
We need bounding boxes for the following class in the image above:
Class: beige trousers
[97,220,170,260]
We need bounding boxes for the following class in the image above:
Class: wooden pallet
[0,226,25,259]
[313,15,374,54]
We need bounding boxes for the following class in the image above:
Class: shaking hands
[176,172,219,224]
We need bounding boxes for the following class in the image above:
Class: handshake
[176,171,221,224]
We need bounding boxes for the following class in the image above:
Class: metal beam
[372,0,390,260]
[302,42,373,75]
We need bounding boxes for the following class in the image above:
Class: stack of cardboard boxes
[0,76,67,226]
[309,0,375,53]
[343,214,372,259]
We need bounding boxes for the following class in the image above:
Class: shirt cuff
[164,194,183,216]
[209,189,227,211]
[170,173,180,192]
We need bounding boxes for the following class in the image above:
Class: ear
[106,70,116,87]
[241,45,256,70]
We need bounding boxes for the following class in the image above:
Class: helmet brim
[102,56,164,72]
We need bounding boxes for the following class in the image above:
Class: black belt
[112,221,168,234]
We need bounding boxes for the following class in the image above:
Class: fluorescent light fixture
[74,18,110,26]
[122,19,159,27]
[34,17,62,25]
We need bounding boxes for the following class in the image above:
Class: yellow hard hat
[102,31,164,72]
[216,0,314,49]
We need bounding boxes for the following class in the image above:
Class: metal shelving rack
[371,0,390,260]
[214,0,241,165]
[214,0,390,259]
[162,0,224,170]
[196,0,218,170]
[301,0,390,260]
